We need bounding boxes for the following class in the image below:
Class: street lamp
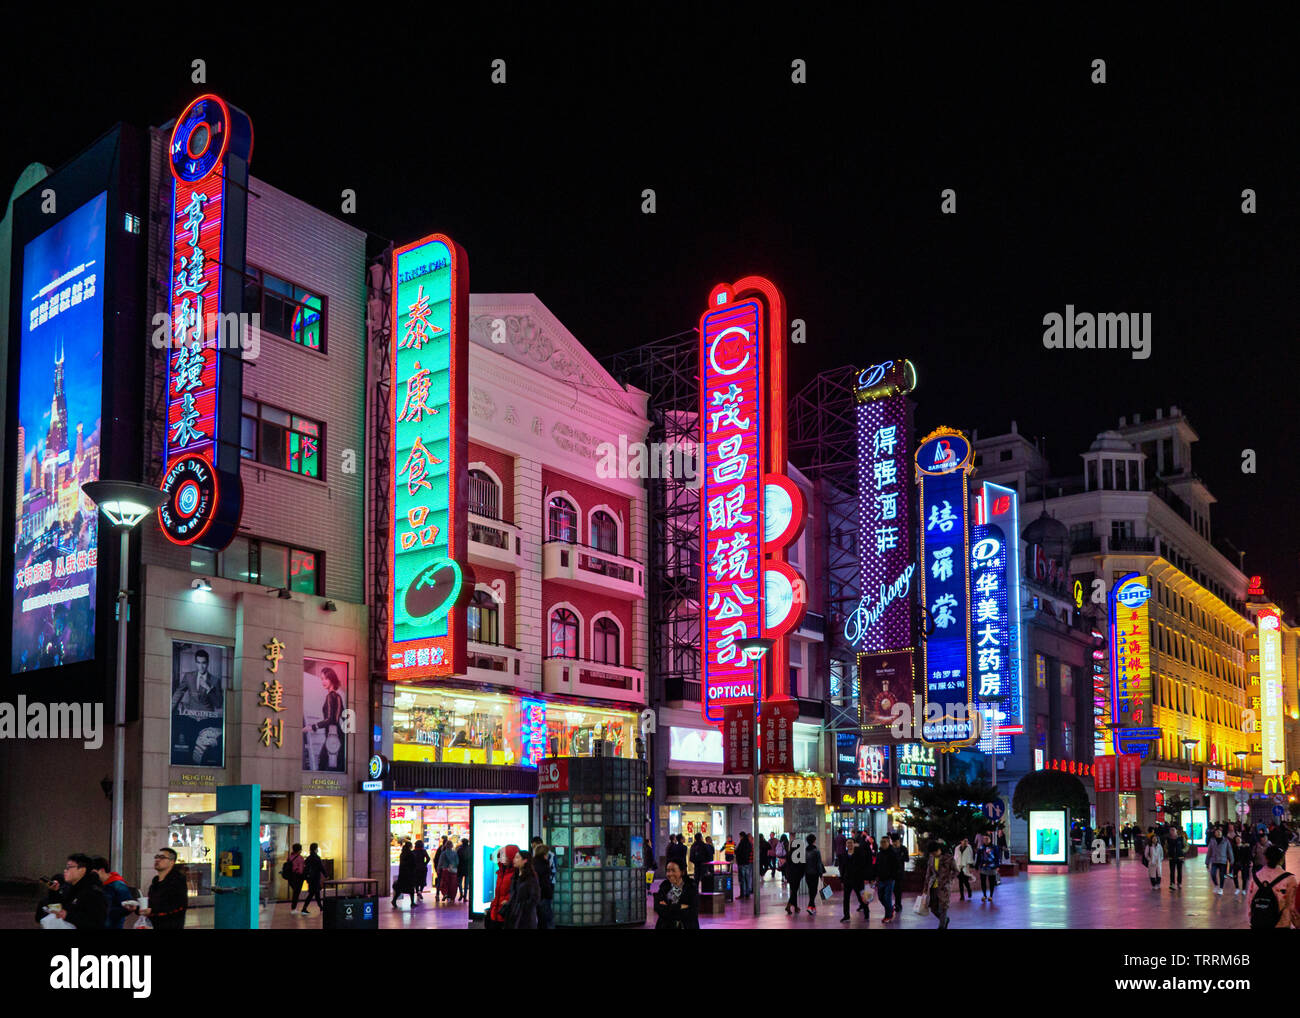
[1181,738,1199,818]
[82,479,165,875]
[1234,750,1249,819]
[737,636,774,919]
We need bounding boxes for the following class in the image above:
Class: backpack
[1250,872,1290,930]
[280,859,294,881]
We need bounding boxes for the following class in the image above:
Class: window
[548,496,578,543]
[591,511,618,554]
[467,589,500,645]
[218,536,322,594]
[548,607,579,658]
[999,449,1013,462]
[468,469,501,519]
[1036,654,1047,689]
[245,267,326,351]
[592,617,620,665]
[242,399,323,478]
[1110,519,1134,543]
[1102,460,1113,490]
[1060,664,1074,697]
[1069,523,1094,545]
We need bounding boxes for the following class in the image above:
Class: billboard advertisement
[1180,808,1209,847]
[470,801,531,918]
[1028,809,1068,864]
[1258,609,1284,779]
[858,650,914,727]
[670,726,724,765]
[302,657,348,772]
[973,481,1023,754]
[12,192,107,673]
[916,427,976,746]
[170,640,227,766]
[388,233,469,680]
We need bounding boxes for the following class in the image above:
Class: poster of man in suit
[170,641,226,766]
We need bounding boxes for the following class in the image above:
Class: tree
[1011,769,1090,823]
[1161,794,1192,818]
[901,778,999,847]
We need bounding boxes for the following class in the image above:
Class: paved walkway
[5,848,1286,929]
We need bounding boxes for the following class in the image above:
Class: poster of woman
[302,658,348,772]
[170,641,226,766]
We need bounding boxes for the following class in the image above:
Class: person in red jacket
[487,844,520,929]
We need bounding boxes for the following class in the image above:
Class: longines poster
[170,641,226,767]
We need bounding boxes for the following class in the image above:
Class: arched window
[468,469,500,519]
[548,496,577,542]
[467,588,499,645]
[549,607,579,658]
[591,510,618,554]
[593,616,620,665]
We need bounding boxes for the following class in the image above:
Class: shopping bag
[819,884,834,902]
[130,914,153,930]
[863,885,875,902]
[39,913,76,930]
[912,893,930,916]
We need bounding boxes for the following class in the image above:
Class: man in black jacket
[734,832,754,899]
[36,854,107,930]
[688,833,713,887]
[457,838,471,902]
[666,835,688,873]
[875,834,902,923]
[127,847,189,929]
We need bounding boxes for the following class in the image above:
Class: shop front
[661,774,750,872]
[832,736,893,842]
[896,743,939,857]
[758,772,830,850]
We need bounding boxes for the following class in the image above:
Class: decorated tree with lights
[901,777,999,847]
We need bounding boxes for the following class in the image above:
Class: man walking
[875,833,900,924]
[125,847,188,929]
[38,853,107,930]
[735,831,754,900]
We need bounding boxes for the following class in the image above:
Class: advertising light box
[1028,809,1068,864]
[670,726,724,765]
[12,192,107,673]
[1181,809,1209,847]
[470,801,530,919]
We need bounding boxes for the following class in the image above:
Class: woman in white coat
[1145,833,1164,889]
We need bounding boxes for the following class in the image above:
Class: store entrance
[389,799,470,887]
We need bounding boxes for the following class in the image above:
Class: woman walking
[803,834,826,915]
[437,837,461,903]
[1145,833,1165,889]
[1231,834,1253,895]
[922,841,957,929]
[783,836,804,914]
[1204,826,1232,895]
[504,851,540,929]
[976,834,1000,902]
[954,837,975,901]
[300,843,325,916]
[392,841,414,908]
[775,835,789,885]
[412,839,431,903]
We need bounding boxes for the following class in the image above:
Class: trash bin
[320,879,380,930]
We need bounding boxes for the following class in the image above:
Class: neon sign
[388,234,468,679]
[698,277,804,722]
[1109,573,1153,756]
[916,427,975,746]
[1258,608,1284,778]
[158,95,252,548]
[973,481,1022,754]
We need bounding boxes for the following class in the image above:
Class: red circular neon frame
[763,473,805,551]
[158,456,220,546]
[168,94,233,183]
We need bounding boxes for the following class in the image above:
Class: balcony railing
[466,639,522,674]
[1110,535,1156,554]
[469,518,511,550]
[543,539,644,596]
[664,676,701,702]
[543,654,644,700]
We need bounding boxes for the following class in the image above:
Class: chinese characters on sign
[257,635,287,749]
[916,428,976,745]
[972,482,1022,754]
[389,235,469,680]
[760,774,827,805]
[1258,609,1284,778]
[1109,574,1152,757]
[700,294,763,719]
[723,704,754,773]
[761,700,799,772]
[897,742,938,787]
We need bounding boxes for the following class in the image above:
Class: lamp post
[737,636,774,918]
[1234,750,1249,821]
[82,480,165,874]
[1181,738,1199,825]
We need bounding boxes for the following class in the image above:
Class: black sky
[4,13,1296,608]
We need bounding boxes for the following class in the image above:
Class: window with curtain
[548,607,578,658]
[590,510,618,553]
[548,497,578,542]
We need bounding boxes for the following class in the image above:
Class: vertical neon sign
[916,427,975,747]
[388,234,468,680]
[698,277,803,724]
[1109,573,1152,757]
[158,95,251,548]
[972,481,1022,754]
[1258,609,1284,778]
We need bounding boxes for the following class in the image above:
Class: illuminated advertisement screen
[389,234,467,680]
[1259,609,1284,778]
[1109,573,1152,756]
[973,481,1022,754]
[848,386,914,652]
[699,295,764,720]
[916,429,974,745]
[521,698,547,768]
[12,191,106,673]
[1180,809,1209,847]
[1028,809,1068,863]
[470,801,531,918]
[670,725,724,764]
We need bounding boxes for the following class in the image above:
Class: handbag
[863,885,875,902]
[819,884,834,902]
[912,893,930,916]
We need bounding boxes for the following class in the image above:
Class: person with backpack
[300,843,325,916]
[775,834,789,885]
[976,834,1000,902]
[281,843,306,911]
[1250,844,1295,929]
[1165,825,1186,891]
[91,857,136,930]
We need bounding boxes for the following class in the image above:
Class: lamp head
[82,480,165,529]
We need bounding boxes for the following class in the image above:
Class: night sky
[5,16,1295,609]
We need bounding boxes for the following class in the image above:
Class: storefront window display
[300,795,346,879]
[167,792,215,899]
[389,800,470,884]
[545,706,636,760]
[393,687,522,765]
